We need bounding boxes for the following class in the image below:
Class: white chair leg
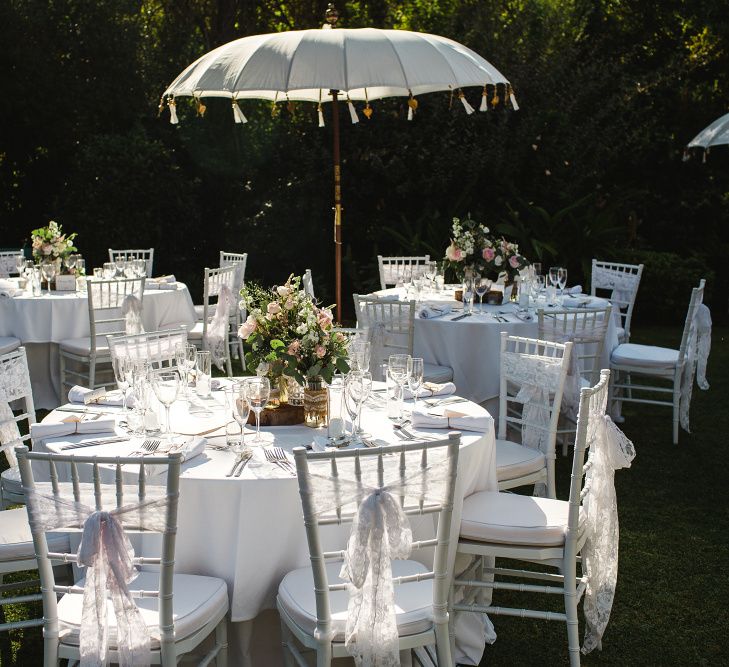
[563,557,581,667]
[279,617,296,667]
[316,638,332,667]
[547,458,556,499]
[88,356,96,389]
[43,636,58,667]
[672,381,680,445]
[215,618,228,667]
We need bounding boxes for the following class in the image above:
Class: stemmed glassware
[134,259,146,278]
[150,369,180,439]
[244,377,270,444]
[41,261,56,293]
[175,343,197,400]
[475,277,491,312]
[388,354,411,423]
[345,370,372,435]
[103,262,116,280]
[112,355,133,419]
[64,254,77,273]
[14,254,25,276]
[424,261,437,290]
[407,357,424,412]
[226,381,250,453]
[349,339,371,373]
[557,267,568,295]
[114,257,126,277]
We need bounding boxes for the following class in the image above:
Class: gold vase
[303,377,328,428]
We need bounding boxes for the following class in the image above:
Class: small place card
[55,275,77,292]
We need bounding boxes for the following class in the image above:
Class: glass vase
[304,376,328,428]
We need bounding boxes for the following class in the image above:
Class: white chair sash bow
[206,283,234,371]
[308,455,451,666]
[581,414,635,654]
[592,266,639,305]
[121,294,144,335]
[680,303,712,433]
[0,355,32,467]
[24,486,173,667]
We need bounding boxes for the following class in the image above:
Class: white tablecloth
[0,285,197,408]
[372,288,620,406]
[33,384,496,665]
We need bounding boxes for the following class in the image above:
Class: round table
[0,284,197,408]
[33,381,497,665]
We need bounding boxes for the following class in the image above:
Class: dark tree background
[2,0,728,323]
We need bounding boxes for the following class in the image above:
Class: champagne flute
[112,355,132,419]
[475,277,491,312]
[175,343,197,400]
[407,357,424,412]
[226,382,250,453]
[14,254,25,276]
[41,261,56,293]
[557,267,568,295]
[114,257,126,277]
[388,354,411,423]
[150,369,180,439]
[244,377,270,444]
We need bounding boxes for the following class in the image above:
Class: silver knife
[234,453,252,476]
[451,312,471,321]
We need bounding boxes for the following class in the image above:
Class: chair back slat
[0,250,23,277]
[591,260,643,340]
[86,277,145,344]
[677,279,706,364]
[219,251,247,293]
[109,248,154,277]
[201,265,238,333]
[377,255,431,290]
[109,327,187,371]
[0,347,36,469]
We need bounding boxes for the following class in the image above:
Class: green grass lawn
[1,324,727,665]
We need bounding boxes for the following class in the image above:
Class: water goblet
[557,267,568,295]
[244,377,270,445]
[150,369,180,439]
[175,343,197,400]
[388,354,411,423]
[475,278,491,312]
[114,257,126,277]
[14,254,25,276]
[103,262,116,280]
[226,382,250,453]
[41,261,56,293]
[407,357,424,412]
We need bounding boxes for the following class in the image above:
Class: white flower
[255,362,269,376]
[296,323,308,335]
[494,256,503,267]
[276,285,290,297]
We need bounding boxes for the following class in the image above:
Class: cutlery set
[264,447,296,475]
[60,435,130,450]
[226,452,253,477]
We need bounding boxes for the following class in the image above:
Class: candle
[328,417,344,438]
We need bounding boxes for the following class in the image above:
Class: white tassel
[168,99,178,125]
[509,92,520,110]
[479,93,488,112]
[232,101,247,124]
[460,93,475,115]
[348,100,359,124]
[318,105,325,127]
[407,105,413,121]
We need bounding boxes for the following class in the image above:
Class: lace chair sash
[0,355,32,468]
[307,456,451,666]
[205,284,234,371]
[581,414,635,654]
[122,294,145,335]
[24,485,173,667]
[592,267,639,305]
[679,304,712,433]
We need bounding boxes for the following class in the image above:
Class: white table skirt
[372,288,620,406]
[0,285,197,408]
[33,385,497,665]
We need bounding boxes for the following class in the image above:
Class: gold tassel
[287,98,295,114]
[232,100,247,124]
[491,85,500,108]
[479,86,488,112]
[347,98,359,124]
[407,93,418,121]
[508,84,519,110]
[168,97,178,125]
[459,90,475,115]
[363,89,373,119]
[195,96,207,118]
[318,103,325,127]
[157,97,165,117]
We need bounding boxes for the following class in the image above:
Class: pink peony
[315,345,327,359]
[41,243,52,255]
[482,247,496,262]
[509,255,520,269]
[445,242,463,262]
[287,340,301,355]
[284,297,294,310]
[317,308,333,329]
[276,285,290,297]
[267,301,282,315]
[238,315,257,339]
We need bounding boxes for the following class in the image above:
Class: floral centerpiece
[444,214,528,281]
[238,274,350,389]
[31,220,77,272]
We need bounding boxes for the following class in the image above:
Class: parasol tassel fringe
[408,106,414,121]
[480,86,488,112]
[232,101,247,124]
[168,98,178,125]
[348,100,359,124]
[318,104,325,127]
[509,92,519,110]
[459,92,475,115]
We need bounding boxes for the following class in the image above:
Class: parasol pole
[331,90,343,317]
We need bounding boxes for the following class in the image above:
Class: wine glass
[548,267,560,289]
[532,262,542,277]
[345,370,372,435]
[124,260,136,278]
[388,354,411,423]
[64,254,77,273]
[424,260,437,289]
[407,357,424,412]
[150,369,180,438]
[349,339,371,373]
[557,267,568,295]
[475,277,491,312]
[114,257,126,277]
[226,382,250,453]
[244,377,270,444]
[41,261,56,293]
[112,355,132,418]
[134,258,147,278]
[103,262,116,280]
[14,254,25,276]
[175,343,197,400]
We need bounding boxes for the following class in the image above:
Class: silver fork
[265,448,296,475]
[131,439,161,456]
[272,446,297,474]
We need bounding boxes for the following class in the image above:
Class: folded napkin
[565,285,583,295]
[514,310,534,322]
[31,415,117,441]
[561,295,610,310]
[410,408,491,432]
[418,305,452,319]
[173,436,206,462]
[403,382,456,399]
[152,274,177,283]
[68,385,128,407]
[0,279,23,298]
[146,281,178,290]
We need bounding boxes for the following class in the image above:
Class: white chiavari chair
[353,295,454,383]
[219,251,247,365]
[278,436,459,666]
[0,347,36,507]
[59,277,145,394]
[0,337,21,355]
[0,250,23,278]
[610,279,709,444]
[591,260,643,343]
[109,247,154,277]
[17,448,229,666]
[302,268,315,299]
[108,327,188,371]
[377,255,431,290]
[188,265,237,376]
[495,333,572,499]
[452,371,633,666]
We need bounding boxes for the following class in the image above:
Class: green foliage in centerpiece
[31,220,77,269]
[444,214,528,282]
[238,274,350,385]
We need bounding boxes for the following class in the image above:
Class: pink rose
[41,243,52,255]
[317,308,333,329]
[238,315,257,339]
[315,345,326,359]
[284,297,294,310]
[445,242,463,262]
[287,340,301,355]
[509,255,520,269]
[267,301,282,315]
[482,247,496,262]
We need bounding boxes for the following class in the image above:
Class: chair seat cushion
[1,466,22,498]
[59,336,110,356]
[0,337,21,355]
[460,491,581,547]
[278,560,434,642]
[58,571,228,649]
[187,322,204,340]
[423,363,454,384]
[0,507,70,562]
[495,439,546,482]
[610,343,678,369]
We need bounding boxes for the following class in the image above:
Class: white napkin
[515,310,534,322]
[175,436,207,462]
[403,382,456,399]
[418,305,452,319]
[152,274,177,283]
[68,386,127,406]
[146,281,178,290]
[410,408,491,432]
[31,416,117,441]
[565,285,583,295]
[561,295,610,310]
[0,279,22,297]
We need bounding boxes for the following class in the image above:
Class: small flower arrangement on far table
[31,220,77,271]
